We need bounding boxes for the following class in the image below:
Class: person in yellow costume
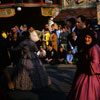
[50,31,58,51]
[42,28,51,49]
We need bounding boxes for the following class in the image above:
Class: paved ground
[0,64,77,100]
[44,64,76,68]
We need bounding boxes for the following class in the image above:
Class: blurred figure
[50,24,57,33]
[56,25,63,48]
[57,46,66,64]
[11,27,21,67]
[21,24,30,40]
[45,44,57,64]
[6,31,12,42]
[29,26,41,49]
[15,25,22,36]
[76,15,87,51]
[66,49,73,64]
[67,32,78,55]
[37,45,46,64]
[42,28,51,49]
[59,27,68,51]
[76,15,87,30]
[0,31,14,90]
[12,39,51,90]
[50,31,58,51]
[42,24,50,34]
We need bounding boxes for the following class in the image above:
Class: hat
[23,24,27,28]
[44,28,49,31]
[84,29,96,39]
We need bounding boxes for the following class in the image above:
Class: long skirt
[12,56,51,91]
[68,73,100,100]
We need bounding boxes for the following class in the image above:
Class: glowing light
[17,7,22,11]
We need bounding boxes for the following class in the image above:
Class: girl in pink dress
[68,29,100,100]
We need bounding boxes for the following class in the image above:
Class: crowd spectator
[68,32,78,55]
[29,26,41,49]
[42,24,50,34]
[57,46,66,64]
[50,24,57,33]
[59,27,68,51]
[76,15,87,51]
[50,31,58,51]
[37,45,46,64]
[65,49,73,64]
[42,28,51,49]
[56,25,63,48]
[15,25,22,36]
[45,44,57,64]
[10,27,21,67]
[21,24,30,40]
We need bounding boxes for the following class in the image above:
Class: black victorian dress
[12,39,51,90]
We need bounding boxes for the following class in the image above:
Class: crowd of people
[1,19,79,66]
[0,15,100,100]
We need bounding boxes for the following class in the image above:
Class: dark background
[0,7,50,31]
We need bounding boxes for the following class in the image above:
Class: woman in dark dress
[12,39,51,90]
[68,29,100,100]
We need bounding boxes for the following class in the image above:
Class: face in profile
[76,17,84,29]
[85,35,92,45]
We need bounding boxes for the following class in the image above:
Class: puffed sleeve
[89,46,100,75]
